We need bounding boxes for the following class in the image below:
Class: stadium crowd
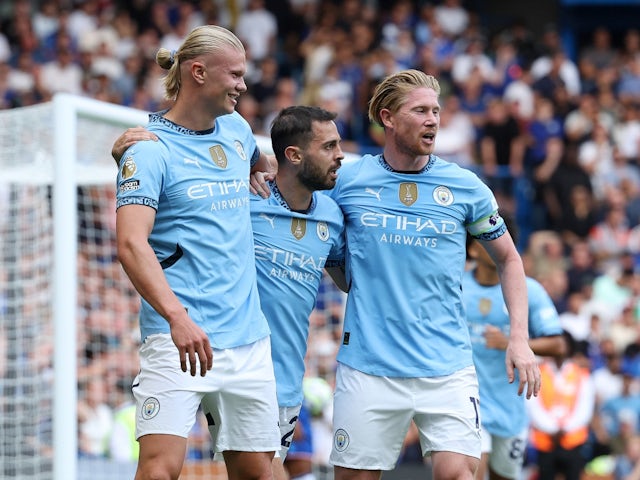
[3,0,640,478]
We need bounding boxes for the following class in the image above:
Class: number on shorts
[281,415,299,448]
[509,437,525,460]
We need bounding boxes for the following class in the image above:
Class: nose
[237,77,247,93]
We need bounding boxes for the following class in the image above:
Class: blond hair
[368,69,441,126]
[156,25,245,100]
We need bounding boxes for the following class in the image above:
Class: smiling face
[383,87,440,158]
[200,46,247,117]
[297,120,344,191]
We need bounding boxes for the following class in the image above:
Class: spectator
[530,30,581,99]
[433,94,476,168]
[596,365,640,455]
[109,378,138,462]
[522,96,565,236]
[564,92,615,146]
[618,55,640,105]
[545,142,596,245]
[451,35,495,88]
[613,433,640,479]
[588,201,631,273]
[78,378,114,459]
[235,0,278,63]
[578,121,616,201]
[479,96,525,213]
[612,103,640,165]
[580,26,618,71]
[434,0,469,38]
[36,40,83,98]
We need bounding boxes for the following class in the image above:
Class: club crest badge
[234,140,247,161]
[479,298,492,315]
[433,185,454,206]
[121,156,137,180]
[141,397,160,420]
[399,182,418,206]
[317,221,329,241]
[209,145,228,168]
[291,218,306,240]
[334,429,350,452]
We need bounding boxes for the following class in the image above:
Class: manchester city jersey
[115,111,269,348]
[463,271,562,436]
[251,182,344,406]
[327,154,505,377]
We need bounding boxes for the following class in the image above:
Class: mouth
[422,132,436,143]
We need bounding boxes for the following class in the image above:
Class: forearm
[498,256,529,341]
[529,335,566,357]
[118,238,187,326]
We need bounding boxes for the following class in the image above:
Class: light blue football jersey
[115,111,269,348]
[252,182,345,407]
[463,272,562,436]
[327,154,505,377]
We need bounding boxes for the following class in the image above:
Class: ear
[379,108,393,129]
[284,145,303,166]
[191,61,206,84]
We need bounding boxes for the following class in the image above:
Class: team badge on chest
[291,218,307,240]
[399,182,418,206]
[234,140,247,160]
[317,221,329,241]
[209,145,228,168]
[478,298,492,315]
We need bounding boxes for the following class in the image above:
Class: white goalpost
[0,94,349,480]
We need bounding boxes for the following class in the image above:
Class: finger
[197,343,213,377]
[518,373,526,396]
[505,359,515,384]
[205,340,213,372]
[524,373,533,399]
[179,348,188,373]
[188,349,198,376]
[533,368,541,397]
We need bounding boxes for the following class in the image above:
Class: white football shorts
[480,427,528,479]
[132,333,280,454]
[330,363,481,470]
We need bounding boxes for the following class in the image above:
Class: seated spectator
[588,203,631,274]
[595,365,640,455]
[578,122,617,201]
[617,55,640,105]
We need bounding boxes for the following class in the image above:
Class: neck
[275,174,313,212]
[382,145,429,172]
[163,98,219,131]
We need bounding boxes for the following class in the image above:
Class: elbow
[116,235,138,267]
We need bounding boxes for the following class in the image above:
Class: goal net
[0,94,346,480]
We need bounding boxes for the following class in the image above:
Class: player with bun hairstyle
[115,25,279,480]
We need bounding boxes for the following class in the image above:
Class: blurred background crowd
[3,0,640,478]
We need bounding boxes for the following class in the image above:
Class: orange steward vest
[530,361,590,452]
